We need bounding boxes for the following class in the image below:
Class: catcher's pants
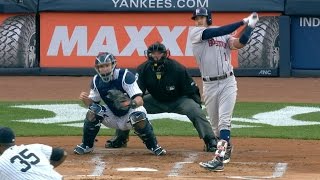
[203,75,237,137]
[143,94,215,139]
[100,105,147,130]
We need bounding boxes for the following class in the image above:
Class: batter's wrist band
[239,26,254,45]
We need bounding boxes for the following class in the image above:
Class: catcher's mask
[191,7,212,25]
[144,42,170,67]
[95,52,117,82]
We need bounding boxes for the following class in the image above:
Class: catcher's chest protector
[94,69,128,116]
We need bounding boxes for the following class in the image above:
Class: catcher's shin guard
[74,115,102,155]
[129,111,166,156]
[105,129,130,148]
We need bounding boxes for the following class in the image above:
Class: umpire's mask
[145,42,169,68]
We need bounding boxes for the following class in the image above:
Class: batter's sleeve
[88,75,102,102]
[122,69,143,98]
[190,27,206,44]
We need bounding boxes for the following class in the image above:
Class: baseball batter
[74,52,166,156]
[189,7,259,171]
[0,127,67,180]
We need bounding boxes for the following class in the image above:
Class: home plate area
[18,136,320,179]
[58,147,287,180]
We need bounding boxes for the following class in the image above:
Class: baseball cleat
[150,145,167,156]
[199,157,224,172]
[105,140,127,148]
[105,129,130,148]
[74,143,94,155]
[223,145,233,164]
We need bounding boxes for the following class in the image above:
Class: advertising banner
[0,14,37,68]
[291,17,320,69]
[40,12,280,70]
[38,0,284,12]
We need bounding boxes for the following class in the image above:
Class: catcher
[74,52,166,156]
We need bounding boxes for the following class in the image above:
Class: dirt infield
[2,76,320,179]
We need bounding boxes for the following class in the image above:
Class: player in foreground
[0,126,67,179]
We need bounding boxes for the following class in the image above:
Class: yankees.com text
[112,0,208,8]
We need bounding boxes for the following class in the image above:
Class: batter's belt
[202,72,233,82]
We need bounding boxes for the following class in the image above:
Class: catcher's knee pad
[86,109,104,122]
[129,111,158,150]
[129,111,148,129]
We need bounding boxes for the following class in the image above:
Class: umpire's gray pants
[143,94,215,139]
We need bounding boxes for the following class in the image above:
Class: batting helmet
[145,42,168,66]
[191,7,212,25]
[95,52,117,82]
[0,127,15,145]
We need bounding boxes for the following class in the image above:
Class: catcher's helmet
[191,7,212,25]
[0,127,15,145]
[145,42,168,66]
[95,52,117,82]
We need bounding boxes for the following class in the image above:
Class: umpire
[106,42,217,152]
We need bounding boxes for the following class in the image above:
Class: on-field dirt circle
[1,76,320,180]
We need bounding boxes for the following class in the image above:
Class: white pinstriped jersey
[0,144,62,180]
[190,26,235,77]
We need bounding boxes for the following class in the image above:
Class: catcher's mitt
[106,89,132,111]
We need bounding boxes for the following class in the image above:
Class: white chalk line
[225,162,288,179]
[62,155,106,177]
[167,152,199,177]
[63,153,287,179]
[90,155,106,176]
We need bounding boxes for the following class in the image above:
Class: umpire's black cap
[0,127,15,145]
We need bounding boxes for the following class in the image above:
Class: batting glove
[248,12,259,28]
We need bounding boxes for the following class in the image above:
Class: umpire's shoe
[199,157,224,172]
[223,145,233,164]
[150,144,167,156]
[204,137,218,152]
[105,129,130,148]
[105,138,128,148]
[74,143,94,155]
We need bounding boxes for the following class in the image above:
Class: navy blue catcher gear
[129,111,166,156]
[95,52,117,82]
[191,7,212,25]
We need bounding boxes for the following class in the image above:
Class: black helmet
[95,52,117,82]
[145,42,168,66]
[0,127,15,145]
[191,7,212,25]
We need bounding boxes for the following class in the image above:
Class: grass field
[1,101,320,139]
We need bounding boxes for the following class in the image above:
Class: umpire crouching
[105,42,217,152]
